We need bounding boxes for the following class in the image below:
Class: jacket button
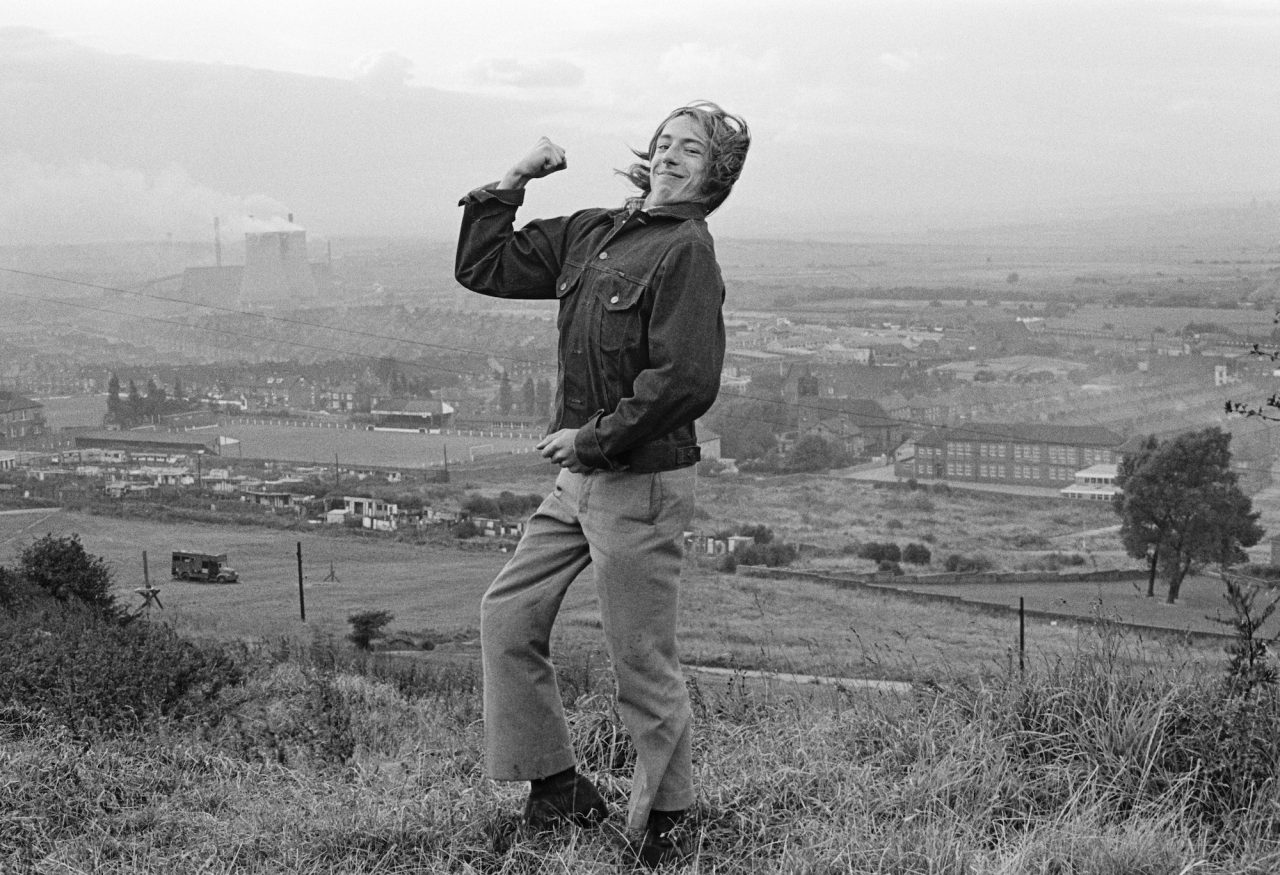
[610,295,619,304]
[559,282,567,291]
[598,252,608,260]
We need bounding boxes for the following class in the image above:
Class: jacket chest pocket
[593,271,648,354]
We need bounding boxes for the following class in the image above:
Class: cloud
[877,49,938,73]
[352,50,414,92]
[0,152,291,244]
[468,56,585,89]
[657,42,781,82]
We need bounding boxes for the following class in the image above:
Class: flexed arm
[499,137,567,190]
[455,137,571,299]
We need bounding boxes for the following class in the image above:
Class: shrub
[858,542,901,563]
[902,543,932,565]
[347,610,395,650]
[0,603,242,735]
[945,553,994,573]
[19,533,117,615]
[738,523,775,545]
[497,491,542,518]
[1006,528,1052,549]
[462,493,501,519]
[734,542,798,568]
[719,552,738,573]
[453,519,481,539]
[877,560,903,575]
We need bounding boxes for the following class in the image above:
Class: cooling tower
[239,227,319,307]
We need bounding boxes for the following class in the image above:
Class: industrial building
[179,216,330,309]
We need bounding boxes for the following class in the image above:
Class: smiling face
[644,114,709,210]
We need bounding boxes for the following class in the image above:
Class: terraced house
[0,392,45,447]
[898,422,1126,488]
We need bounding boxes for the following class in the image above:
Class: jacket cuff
[574,412,618,471]
[457,184,527,208]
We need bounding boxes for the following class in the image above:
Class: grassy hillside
[3,478,1278,872]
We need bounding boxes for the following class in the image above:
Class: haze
[1,0,1278,245]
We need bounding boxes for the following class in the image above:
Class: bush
[858,542,901,563]
[0,602,242,734]
[877,560,903,575]
[497,491,543,518]
[453,520,481,539]
[462,493,501,519]
[738,523,775,545]
[734,542,798,568]
[944,553,994,573]
[347,610,394,650]
[19,533,117,615]
[902,543,932,565]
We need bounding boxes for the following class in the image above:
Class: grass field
[0,505,1232,685]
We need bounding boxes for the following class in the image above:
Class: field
[217,422,543,471]
[0,499,1234,683]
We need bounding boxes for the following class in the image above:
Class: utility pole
[296,541,306,622]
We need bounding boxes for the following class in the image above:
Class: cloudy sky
[1,0,1277,244]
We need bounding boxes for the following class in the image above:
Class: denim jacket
[455,186,725,472]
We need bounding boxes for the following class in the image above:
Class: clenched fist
[500,137,567,190]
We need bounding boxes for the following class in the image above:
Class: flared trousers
[480,465,696,831]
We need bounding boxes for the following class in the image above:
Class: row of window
[929,462,1087,482]
[922,441,1115,465]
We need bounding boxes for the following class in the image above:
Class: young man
[455,101,749,867]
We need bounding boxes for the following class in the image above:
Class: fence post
[297,541,306,622]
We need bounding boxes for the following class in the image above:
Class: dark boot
[633,809,693,868]
[522,768,609,831]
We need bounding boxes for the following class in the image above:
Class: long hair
[618,100,750,214]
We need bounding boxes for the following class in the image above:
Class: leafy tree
[347,610,394,651]
[19,533,117,615]
[107,373,121,420]
[1115,427,1264,604]
[522,377,537,415]
[788,434,835,472]
[127,379,142,423]
[1115,435,1163,597]
[902,543,932,565]
[535,378,553,418]
[498,372,513,415]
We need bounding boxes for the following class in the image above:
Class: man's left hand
[537,428,591,473]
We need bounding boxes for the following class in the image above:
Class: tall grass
[4,562,1280,872]
[5,620,1280,872]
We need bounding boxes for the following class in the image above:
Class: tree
[347,610,394,650]
[1116,434,1163,597]
[1115,428,1264,604]
[535,378,553,418]
[107,373,121,420]
[521,377,537,415]
[127,379,142,423]
[498,372,513,415]
[788,434,835,472]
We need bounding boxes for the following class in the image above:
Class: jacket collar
[622,198,708,222]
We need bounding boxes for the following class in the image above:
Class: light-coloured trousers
[480,465,696,831]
